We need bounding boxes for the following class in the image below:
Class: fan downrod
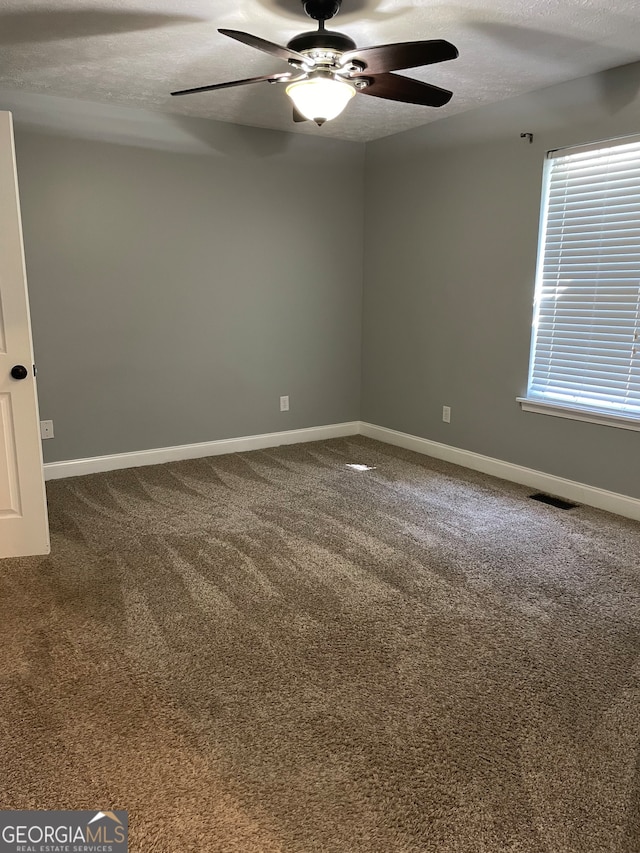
[302,0,342,22]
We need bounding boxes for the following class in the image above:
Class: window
[520,135,640,431]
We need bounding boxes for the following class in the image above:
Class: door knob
[10,365,28,380]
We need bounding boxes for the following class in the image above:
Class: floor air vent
[529,493,578,510]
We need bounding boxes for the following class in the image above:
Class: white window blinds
[527,135,640,419]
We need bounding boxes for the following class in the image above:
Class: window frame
[519,133,640,431]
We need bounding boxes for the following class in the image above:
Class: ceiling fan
[171,0,458,126]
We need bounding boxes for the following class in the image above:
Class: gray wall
[362,61,640,499]
[5,61,640,499]
[3,93,364,463]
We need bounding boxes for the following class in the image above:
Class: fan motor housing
[287,29,356,53]
[302,0,342,21]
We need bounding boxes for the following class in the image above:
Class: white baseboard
[43,421,360,481]
[43,418,640,523]
[360,422,640,523]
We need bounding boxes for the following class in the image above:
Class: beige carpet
[1,436,639,852]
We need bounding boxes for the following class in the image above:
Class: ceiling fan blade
[343,40,458,75]
[219,29,311,66]
[292,108,308,123]
[171,71,292,97]
[359,73,453,107]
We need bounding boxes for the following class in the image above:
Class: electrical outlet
[40,419,54,439]
[280,395,290,412]
[442,406,451,424]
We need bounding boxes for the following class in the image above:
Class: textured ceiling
[1,0,640,142]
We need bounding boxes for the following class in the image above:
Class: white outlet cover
[40,419,54,439]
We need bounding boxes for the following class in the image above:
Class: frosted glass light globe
[286,77,356,125]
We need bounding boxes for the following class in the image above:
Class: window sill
[517,398,640,433]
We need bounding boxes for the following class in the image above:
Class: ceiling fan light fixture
[286,76,356,125]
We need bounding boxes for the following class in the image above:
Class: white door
[0,111,49,558]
